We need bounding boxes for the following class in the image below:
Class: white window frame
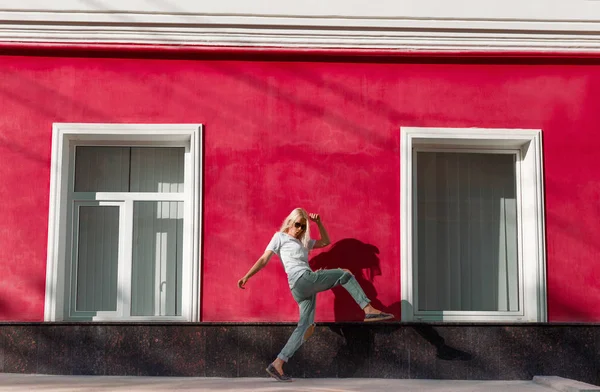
[45,123,202,322]
[400,127,547,322]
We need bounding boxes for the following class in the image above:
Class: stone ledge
[0,324,598,383]
[534,376,600,392]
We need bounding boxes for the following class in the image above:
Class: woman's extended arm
[237,250,274,289]
[309,213,331,249]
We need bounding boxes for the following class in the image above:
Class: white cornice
[3,11,600,52]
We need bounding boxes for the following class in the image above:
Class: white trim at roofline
[44,123,203,322]
[3,10,600,52]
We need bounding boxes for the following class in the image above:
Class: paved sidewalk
[0,374,571,392]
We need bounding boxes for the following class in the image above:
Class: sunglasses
[294,222,307,231]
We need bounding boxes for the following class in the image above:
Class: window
[400,127,546,322]
[45,124,202,321]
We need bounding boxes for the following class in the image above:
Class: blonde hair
[279,207,311,248]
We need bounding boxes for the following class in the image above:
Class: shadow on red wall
[309,238,401,321]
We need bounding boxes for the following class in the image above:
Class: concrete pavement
[0,374,599,392]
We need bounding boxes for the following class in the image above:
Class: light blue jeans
[277,268,371,362]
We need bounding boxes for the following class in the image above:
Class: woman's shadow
[308,238,471,377]
[308,238,400,376]
[309,238,400,321]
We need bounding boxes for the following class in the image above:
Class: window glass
[75,205,119,312]
[75,147,184,193]
[416,152,519,312]
[131,201,184,317]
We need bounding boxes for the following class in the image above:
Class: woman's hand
[238,276,249,289]
[310,213,331,248]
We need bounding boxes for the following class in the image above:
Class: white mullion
[92,315,187,322]
[118,199,134,318]
[155,226,161,316]
[400,131,414,321]
[72,139,191,148]
[194,127,202,321]
[73,192,184,201]
[160,231,168,316]
[416,147,519,155]
[181,142,193,320]
[416,313,526,322]
[157,232,167,316]
[516,147,530,317]
[416,310,524,317]
[155,202,165,317]
[410,146,418,315]
[512,151,524,313]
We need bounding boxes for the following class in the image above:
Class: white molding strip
[45,123,203,322]
[400,127,547,322]
[4,12,600,51]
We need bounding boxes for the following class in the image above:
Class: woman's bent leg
[277,294,316,362]
[310,269,371,309]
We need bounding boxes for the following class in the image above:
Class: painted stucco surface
[0,53,598,322]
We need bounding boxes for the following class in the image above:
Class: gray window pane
[74,147,130,192]
[130,147,184,193]
[74,147,184,193]
[75,206,119,312]
[416,152,519,312]
[131,201,183,316]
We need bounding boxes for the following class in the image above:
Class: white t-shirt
[266,232,316,289]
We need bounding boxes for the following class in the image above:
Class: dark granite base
[0,323,598,385]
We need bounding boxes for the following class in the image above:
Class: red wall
[1,50,599,322]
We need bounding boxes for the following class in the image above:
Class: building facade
[0,0,599,381]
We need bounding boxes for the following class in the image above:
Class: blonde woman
[238,208,394,382]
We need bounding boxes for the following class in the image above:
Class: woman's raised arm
[238,250,275,289]
[309,213,331,249]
